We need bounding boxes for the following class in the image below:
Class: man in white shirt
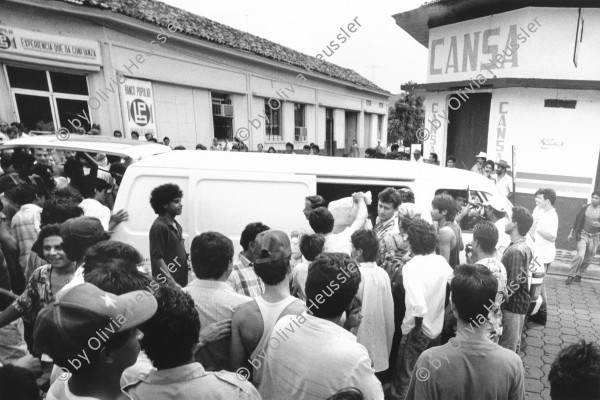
[412,149,423,162]
[529,188,558,326]
[391,219,453,400]
[259,252,384,400]
[483,198,511,261]
[350,230,394,374]
[308,193,367,255]
[79,176,112,231]
[184,232,251,372]
[495,160,514,198]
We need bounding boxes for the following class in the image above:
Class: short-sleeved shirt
[501,238,532,315]
[406,341,524,400]
[533,208,558,264]
[123,362,261,400]
[226,254,265,298]
[12,264,55,324]
[149,216,189,286]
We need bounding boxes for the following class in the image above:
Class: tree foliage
[387,82,425,144]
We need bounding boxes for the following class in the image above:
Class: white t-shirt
[533,208,558,264]
[323,227,354,255]
[494,218,511,261]
[401,254,453,338]
[79,199,111,231]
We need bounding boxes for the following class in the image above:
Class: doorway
[345,111,358,155]
[446,93,491,170]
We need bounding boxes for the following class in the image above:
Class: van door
[189,171,316,255]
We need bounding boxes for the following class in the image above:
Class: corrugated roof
[55,0,389,94]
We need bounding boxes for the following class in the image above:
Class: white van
[111,150,512,267]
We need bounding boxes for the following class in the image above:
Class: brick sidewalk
[520,275,600,400]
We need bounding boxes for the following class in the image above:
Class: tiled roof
[56,0,389,94]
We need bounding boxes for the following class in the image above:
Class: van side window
[317,182,413,227]
[433,188,490,231]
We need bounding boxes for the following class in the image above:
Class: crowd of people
[0,140,595,400]
[0,121,596,399]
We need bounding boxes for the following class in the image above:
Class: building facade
[0,0,389,155]
[395,0,600,248]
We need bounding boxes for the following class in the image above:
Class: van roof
[1,135,171,160]
[133,150,498,190]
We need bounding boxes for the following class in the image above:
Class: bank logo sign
[120,78,157,138]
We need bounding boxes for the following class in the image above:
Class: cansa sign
[429,24,532,76]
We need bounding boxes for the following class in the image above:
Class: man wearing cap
[57,216,111,293]
[412,149,423,162]
[124,286,261,400]
[483,198,511,261]
[495,160,513,198]
[34,282,157,400]
[471,152,487,175]
[230,230,305,387]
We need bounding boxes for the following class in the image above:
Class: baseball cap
[483,197,507,213]
[252,230,291,264]
[61,216,107,240]
[33,283,157,362]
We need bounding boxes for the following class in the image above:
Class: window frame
[293,103,306,142]
[4,64,91,133]
[264,98,282,142]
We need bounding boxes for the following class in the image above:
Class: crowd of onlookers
[0,120,597,400]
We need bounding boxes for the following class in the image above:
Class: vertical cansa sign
[119,78,156,138]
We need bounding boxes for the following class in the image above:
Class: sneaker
[573,276,582,283]
[565,276,574,285]
[529,313,547,326]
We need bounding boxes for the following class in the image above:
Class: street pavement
[521,274,600,400]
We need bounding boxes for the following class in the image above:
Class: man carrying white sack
[309,192,369,255]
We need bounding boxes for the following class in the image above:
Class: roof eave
[394,0,600,48]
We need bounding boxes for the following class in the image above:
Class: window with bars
[265,99,282,141]
[294,103,306,141]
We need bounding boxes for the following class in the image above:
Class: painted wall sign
[429,25,522,76]
[496,102,508,161]
[0,25,101,65]
[119,78,156,138]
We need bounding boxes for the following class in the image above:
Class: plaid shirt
[226,254,264,298]
[501,238,532,315]
[11,204,41,279]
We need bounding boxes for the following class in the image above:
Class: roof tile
[59,0,389,93]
